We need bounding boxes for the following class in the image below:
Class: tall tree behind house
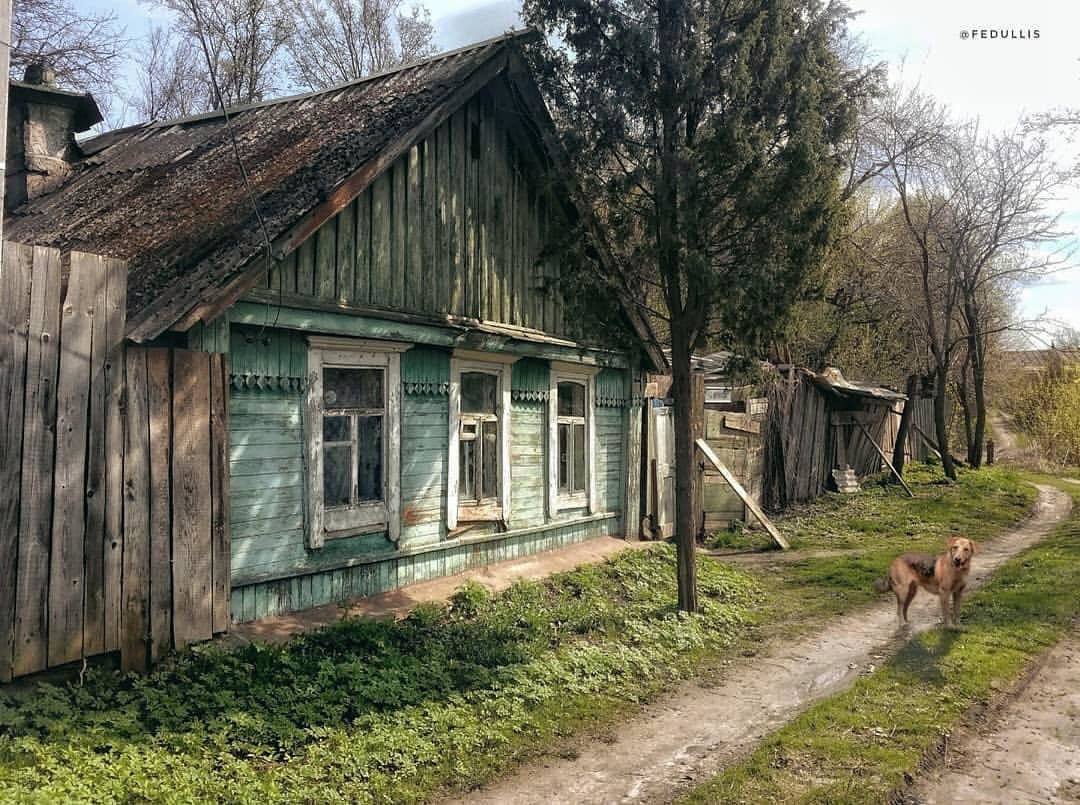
[521,0,875,610]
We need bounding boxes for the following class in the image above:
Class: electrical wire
[186,0,279,342]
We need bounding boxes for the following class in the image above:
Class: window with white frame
[557,381,588,496]
[305,338,404,548]
[448,352,515,529]
[548,364,599,516]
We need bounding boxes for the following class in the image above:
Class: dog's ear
[969,539,977,555]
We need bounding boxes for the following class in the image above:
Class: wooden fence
[1,242,230,681]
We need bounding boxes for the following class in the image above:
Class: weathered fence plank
[122,348,151,672]
[15,246,61,676]
[0,242,32,682]
[102,258,127,652]
[49,248,98,666]
[146,348,173,662]
[210,352,231,634]
[171,350,214,647]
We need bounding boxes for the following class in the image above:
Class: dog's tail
[872,576,891,594]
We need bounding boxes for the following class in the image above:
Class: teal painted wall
[230,513,623,622]
[596,407,626,517]
[510,400,547,529]
[227,333,633,623]
[400,394,448,548]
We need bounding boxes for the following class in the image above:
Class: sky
[90,0,1080,340]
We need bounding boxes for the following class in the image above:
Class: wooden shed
[1,31,663,680]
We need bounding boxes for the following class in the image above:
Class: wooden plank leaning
[696,438,789,550]
[856,421,916,498]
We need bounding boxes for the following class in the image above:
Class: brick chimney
[5,62,102,211]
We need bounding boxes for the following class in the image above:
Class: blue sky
[89,0,1079,338]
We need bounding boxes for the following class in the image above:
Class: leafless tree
[10,0,127,113]
[149,0,292,108]
[283,0,436,92]
[128,25,208,121]
[943,124,1071,466]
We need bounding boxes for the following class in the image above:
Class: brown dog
[874,535,977,628]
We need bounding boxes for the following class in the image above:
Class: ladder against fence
[0,241,230,681]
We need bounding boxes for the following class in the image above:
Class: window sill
[321,524,390,543]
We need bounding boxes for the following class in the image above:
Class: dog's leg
[901,581,917,626]
[895,589,904,628]
[939,591,952,627]
[952,588,964,627]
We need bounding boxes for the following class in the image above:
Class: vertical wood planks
[81,252,125,657]
[451,109,466,315]
[315,220,336,301]
[407,144,422,310]
[392,161,406,308]
[102,258,127,652]
[355,193,370,304]
[171,350,214,648]
[0,242,32,681]
[48,248,95,667]
[336,200,355,305]
[122,347,151,672]
[146,348,173,662]
[372,172,391,306]
[209,353,231,634]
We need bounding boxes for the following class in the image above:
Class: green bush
[1003,365,1080,466]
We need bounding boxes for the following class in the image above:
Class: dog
[873,535,977,628]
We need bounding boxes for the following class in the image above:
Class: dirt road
[444,485,1071,805]
[912,632,1080,804]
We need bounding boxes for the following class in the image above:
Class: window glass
[461,372,498,414]
[481,420,499,499]
[459,439,476,499]
[573,423,587,493]
[557,381,585,417]
[356,415,383,502]
[323,444,352,507]
[323,415,350,442]
[558,423,570,491]
[323,367,383,409]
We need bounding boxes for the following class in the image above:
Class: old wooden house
[2,31,661,677]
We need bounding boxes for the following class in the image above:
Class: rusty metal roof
[5,31,534,340]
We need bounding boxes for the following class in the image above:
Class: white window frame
[447,350,517,529]
[548,363,600,517]
[304,336,407,548]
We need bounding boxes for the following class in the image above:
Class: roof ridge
[135,28,537,132]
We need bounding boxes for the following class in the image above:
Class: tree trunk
[670,332,699,613]
[934,365,956,480]
[891,374,918,477]
[970,347,987,470]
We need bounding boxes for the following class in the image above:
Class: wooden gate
[1,242,229,681]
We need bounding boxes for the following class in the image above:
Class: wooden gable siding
[261,85,566,334]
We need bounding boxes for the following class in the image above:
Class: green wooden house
[7,31,663,627]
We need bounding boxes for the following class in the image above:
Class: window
[447,352,516,529]
[548,364,599,516]
[557,381,587,495]
[305,338,405,548]
[459,372,500,503]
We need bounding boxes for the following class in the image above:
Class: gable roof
[5,31,535,341]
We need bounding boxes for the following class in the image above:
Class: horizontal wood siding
[258,85,566,335]
[595,407,626,515]
[400,395,447,549]
[510,400,546,529]
[230,514,618,622]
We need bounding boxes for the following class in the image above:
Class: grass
[0,465,1039,803]
[0,547,760,804]
[682,475,1080,805]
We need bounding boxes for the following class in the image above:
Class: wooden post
[696,438,788,549]
[122,348,151,673]
[856,422,915,497]
[623,375,643,539]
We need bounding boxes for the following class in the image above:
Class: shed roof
[5,31,536,341]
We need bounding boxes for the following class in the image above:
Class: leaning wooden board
[696,438,789,550]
